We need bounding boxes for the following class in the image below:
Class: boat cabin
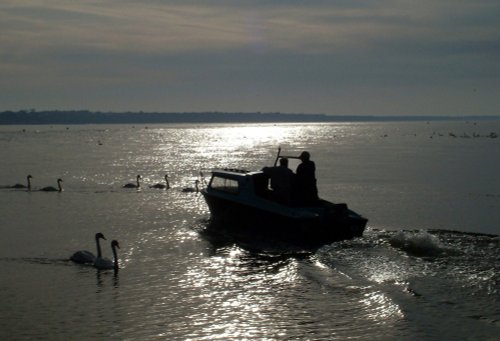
[206,169,279,203]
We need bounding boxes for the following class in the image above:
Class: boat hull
[202,191,367,246]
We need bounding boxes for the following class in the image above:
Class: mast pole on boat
[273,147,281,166]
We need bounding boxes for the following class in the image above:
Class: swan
[40,178,63,192]
[123,175,141,188]
[150,174,170,189]
[70,232,106,264]
[94,240,120,271]
[11,175,32,190]
[182,179,199,193]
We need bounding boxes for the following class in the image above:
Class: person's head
[279,157,289,167]
[299,151,310,162]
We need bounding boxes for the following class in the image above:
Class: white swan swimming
[94,240,120,271]
[40,178,63,192]
[123,175,141,188]
[182,180,199,193]
[70,232,106,264]
[11,175,32,190]
[150,174,170,189]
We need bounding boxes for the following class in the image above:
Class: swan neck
[96,237,103,258]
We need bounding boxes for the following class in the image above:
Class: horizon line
[1,110,499,125]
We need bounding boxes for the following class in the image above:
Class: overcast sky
[1,0,499,116]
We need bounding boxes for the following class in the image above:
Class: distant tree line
[0,110,499,125]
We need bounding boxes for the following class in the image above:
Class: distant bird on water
[40,178,63,192]
[94,240,120,271]
[70,232,107,264]
[123,175,141,188]
[10,175,33,190]
[182,180,200,193]
[150,174,170,189]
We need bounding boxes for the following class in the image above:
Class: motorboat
[201,167,367,246]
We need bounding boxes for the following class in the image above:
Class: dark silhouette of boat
[201,168,367,246]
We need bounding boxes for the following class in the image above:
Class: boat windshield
[210,175,239,194]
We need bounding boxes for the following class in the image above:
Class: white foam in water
[389,230,445,256]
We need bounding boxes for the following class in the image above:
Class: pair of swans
[129,174,170,189]
[123,174,170,190]
[9,175,63,192]
[124,174,198,192]
[70,233,120,271]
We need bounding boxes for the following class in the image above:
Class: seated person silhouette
[262,157,295,205]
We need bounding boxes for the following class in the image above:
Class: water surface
[0,122,498,340]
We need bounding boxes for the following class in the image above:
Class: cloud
[5,0,497,56]
[0,0,499,114]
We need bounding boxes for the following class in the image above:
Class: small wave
[0,257,72,266]
[389,230,451,257]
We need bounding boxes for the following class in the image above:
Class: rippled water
[0,122,498,340]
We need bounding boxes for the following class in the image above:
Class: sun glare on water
[165,124,307,170]
[207,124,292,148]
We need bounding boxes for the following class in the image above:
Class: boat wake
[312,227,499,334]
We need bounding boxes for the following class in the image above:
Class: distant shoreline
[1,110,499,125]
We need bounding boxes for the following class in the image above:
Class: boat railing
[220,168,249,173]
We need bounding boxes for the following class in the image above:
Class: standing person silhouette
[295,151,319,206]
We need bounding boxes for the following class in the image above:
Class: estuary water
[0,121,499,340]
